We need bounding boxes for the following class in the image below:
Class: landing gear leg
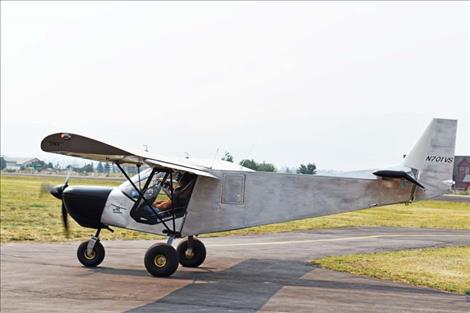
[177,236,206,268]
[77,228,105,267]
[166,235,175,246]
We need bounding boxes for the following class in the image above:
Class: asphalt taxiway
[2,227,470,312]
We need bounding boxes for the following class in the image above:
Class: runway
[2,227,470,312]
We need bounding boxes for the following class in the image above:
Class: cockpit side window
[173,173,197,208]
[124,169,198,225]
[119,168,198,207]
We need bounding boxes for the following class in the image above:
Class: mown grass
[1,175,469,242]
[0,175,157,242]
[312,246,470,294]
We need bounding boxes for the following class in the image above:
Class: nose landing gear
[77,228,106,267]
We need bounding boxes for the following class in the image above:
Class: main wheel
[177,238,206,268]
[77,240,105,267]
[144,243,178,277]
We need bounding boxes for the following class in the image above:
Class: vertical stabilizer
[403,119,457,198]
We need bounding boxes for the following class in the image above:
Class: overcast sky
[1,1,468,170]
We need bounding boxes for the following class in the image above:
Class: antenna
[210,147,220,169]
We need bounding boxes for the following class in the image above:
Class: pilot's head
[178,173,194,187]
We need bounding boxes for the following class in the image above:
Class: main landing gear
[76,230,206,278]
[144,236,206,277]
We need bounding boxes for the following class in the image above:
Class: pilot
[154,173,196,211]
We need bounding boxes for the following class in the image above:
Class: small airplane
[40,118,457,277]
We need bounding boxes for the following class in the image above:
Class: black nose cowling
[62,186,113,229]
[50,185,65,200]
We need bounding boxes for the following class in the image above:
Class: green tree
[96,162,104,173]
[29,160,48,172]
[257,161,276,172]
[221,152,234,163]
[104,163,111,174]
[74,163,94,174]
[297,163,317,175]
[82,163,94,173]
[239,159,276,172]
[239,159,258,170]
[0,157,6,170]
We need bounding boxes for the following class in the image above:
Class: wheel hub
[154,254,167,268]
[185,249,195,259]
[84,250,96,260]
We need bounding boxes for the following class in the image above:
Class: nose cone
[62,186,113,229]
[50,185,64,199]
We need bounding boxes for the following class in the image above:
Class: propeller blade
[64,167,72,188]
[61,202,69,237]
[39,182,54,198]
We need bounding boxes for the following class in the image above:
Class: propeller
[61,202,68,232]
[39,182,54,197]
[41,168,72,237]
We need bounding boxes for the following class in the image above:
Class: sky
[1,1,469,171]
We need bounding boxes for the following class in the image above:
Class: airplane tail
[403,118,457,199]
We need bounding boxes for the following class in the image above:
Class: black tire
[177,238,206,268]
[77,240,105,267]
[144,243,179,277]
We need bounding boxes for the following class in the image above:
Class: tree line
[0,157,134,175]
[1,155,316,175]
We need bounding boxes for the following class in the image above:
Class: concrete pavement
[1,227,470,312]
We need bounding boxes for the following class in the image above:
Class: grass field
[312,246,470,294]
[1,175,469,242]
[0,175,159,242]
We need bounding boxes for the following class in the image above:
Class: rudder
[403,119,457,198]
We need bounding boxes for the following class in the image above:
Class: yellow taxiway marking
[206,234,470,248]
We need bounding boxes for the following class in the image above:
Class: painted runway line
[206,233,470,247]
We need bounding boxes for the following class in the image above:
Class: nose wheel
[77,239,105,267]
[77,228,106,267]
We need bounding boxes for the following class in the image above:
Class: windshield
[119,168,185,201]
[119,168,168,198]
[119,168,153,190]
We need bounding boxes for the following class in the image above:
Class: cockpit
[119,168,197,225]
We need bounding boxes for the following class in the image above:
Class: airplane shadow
[88,265,217,277]
[97,258,444,313]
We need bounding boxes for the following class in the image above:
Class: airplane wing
[40,132,218,179]
[143,159,217,178]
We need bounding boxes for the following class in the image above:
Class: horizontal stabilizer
[373,170,425,189]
